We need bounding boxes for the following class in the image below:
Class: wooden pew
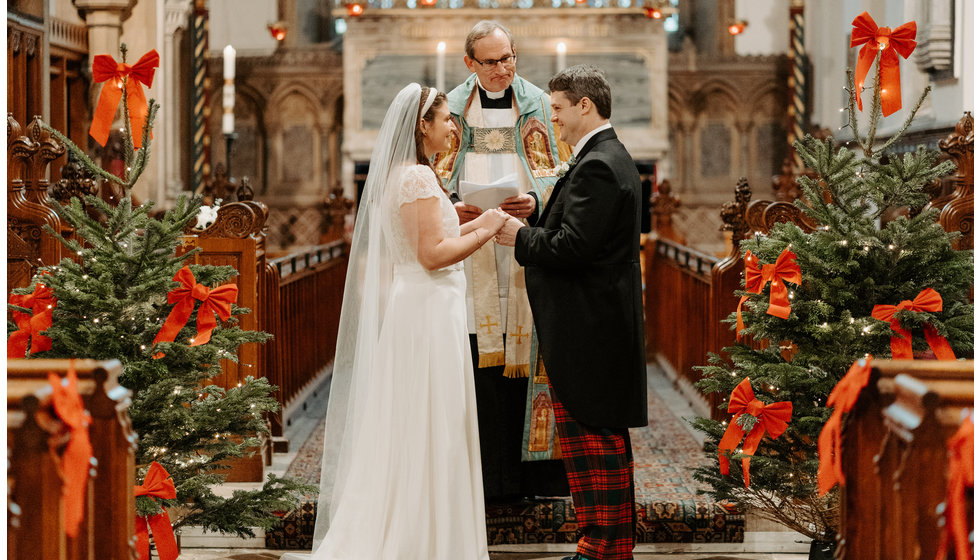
[265,242,348,445]
[646,178,755,420]
[178,199,274,479]
[836,359,974,560]
[7,379,70,560]
[7,359,138,560]
[183,198,349,453]
[179,199,270,392]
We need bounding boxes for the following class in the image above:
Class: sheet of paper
[458,173,520,211]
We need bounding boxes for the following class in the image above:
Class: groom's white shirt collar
[572,122,612,157]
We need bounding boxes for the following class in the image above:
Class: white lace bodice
[383,164,462,272]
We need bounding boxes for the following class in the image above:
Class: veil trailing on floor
[307,83,430,551]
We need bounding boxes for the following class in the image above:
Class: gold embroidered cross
[480,315,498,334]
[509,325,529,345]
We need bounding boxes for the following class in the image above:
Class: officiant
[433,19,569,500]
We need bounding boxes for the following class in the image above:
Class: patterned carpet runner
[265,378,744,549]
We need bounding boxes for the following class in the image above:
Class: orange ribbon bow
[134,461,179,560]
[736,247,801,337]
[7,279,57,358]
[817,357,873,495]
[935,415,973,560]
[151,266,238,357]
[851,11,917,117]
[718,377,793,487]
[48,362,94,538]
[871,287,955,360]
[89,49,160,149]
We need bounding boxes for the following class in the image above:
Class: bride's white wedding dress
[310,164,489,560]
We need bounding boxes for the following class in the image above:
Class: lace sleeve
[397,165,443,206]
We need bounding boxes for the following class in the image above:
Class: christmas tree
[690,15,973,543]
[8,45,312,542]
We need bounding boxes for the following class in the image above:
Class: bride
[286,83,506,560]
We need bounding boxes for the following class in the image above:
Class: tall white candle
[222,45,236,134]
[223,44,236,80]
[556,42,567,73]
[436,41,446,93]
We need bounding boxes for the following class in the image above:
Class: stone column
[73,0,138,139]
[72,0,137,61]
[162,0,193,205]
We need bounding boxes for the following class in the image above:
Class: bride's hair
[414,86,449,193]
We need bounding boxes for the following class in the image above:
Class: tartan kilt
[550,387,636,560]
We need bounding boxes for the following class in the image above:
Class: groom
[496,65,647,560]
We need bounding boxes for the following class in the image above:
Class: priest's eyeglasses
[473,53,517,68]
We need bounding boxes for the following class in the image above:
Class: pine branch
[39,124,125,186]
[864,53,884,154]
[845,69,861,146]
[874,86,932,156]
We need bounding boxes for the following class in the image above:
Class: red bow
[817,357,873,495]
[48,362,94,538]
[8,279,57,357]
[736,247,801,337]
[871,288,955,360]
[851,12,917,117]
[151,266,238,357]
[134,461,179,560]
[89,49,160,149]
[718,377,793,487]
[935,415,974,560]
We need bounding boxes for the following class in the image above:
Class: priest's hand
[454,202,483,225]
[495,216,524,247]
[500,193,536,219]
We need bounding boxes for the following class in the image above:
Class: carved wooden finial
[771,155,800,202]
[26,116,66,167]
[720,177,751,242]
[8,115,37,177]
[201,162,238,207]
[938,112,974,251]
[939,111,974,176]
[53,151,99,205]
[650,180,685,244]
[236,177,254,201]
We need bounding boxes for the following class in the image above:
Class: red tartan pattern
[551,388,636,560]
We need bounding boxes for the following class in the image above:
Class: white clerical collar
[573,122,612,157]
[477,79,507,100]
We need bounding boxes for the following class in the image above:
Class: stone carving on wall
[667,54,790,211]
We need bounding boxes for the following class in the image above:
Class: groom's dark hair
[548,65,612,120]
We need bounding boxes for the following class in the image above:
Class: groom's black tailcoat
[515,127,648,429]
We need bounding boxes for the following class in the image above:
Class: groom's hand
[495,216,524,247]
[500,193,535,219]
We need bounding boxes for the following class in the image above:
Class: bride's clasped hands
[468,207,509,238]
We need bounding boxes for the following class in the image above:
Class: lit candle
[222,45,236,134]
[436,41,446,93]
[556,42,567,73]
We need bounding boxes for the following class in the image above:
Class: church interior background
[6,0,974,557]
[9,0,971,255]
